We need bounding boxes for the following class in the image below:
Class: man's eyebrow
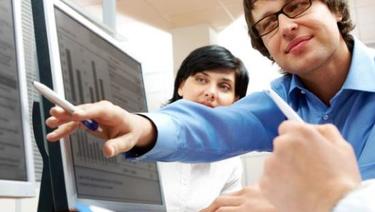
[255,6,280,22]
[253,0,284,22]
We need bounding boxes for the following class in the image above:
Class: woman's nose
[203,87,216,101]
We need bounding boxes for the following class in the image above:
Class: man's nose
[278,14,298,38]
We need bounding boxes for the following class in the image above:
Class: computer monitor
[32,0,165,211]
[0,0,35,197]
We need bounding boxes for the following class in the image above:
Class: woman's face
[178,70,237,108]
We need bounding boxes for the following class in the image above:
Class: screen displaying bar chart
[54,7,162,204]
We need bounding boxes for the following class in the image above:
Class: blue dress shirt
[134,39,375,180]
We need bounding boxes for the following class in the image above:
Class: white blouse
[158,157,243,212]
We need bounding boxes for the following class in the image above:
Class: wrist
[317,180,360,212]
[133,113,157,147]
[123,114,157,158]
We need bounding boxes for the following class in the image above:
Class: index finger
[72,101,126,124]
[278,120,311,135]
[50,106,73,119]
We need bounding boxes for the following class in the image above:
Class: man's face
[252,0,344,77]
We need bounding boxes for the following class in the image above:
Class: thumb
[103,133,138,158]
[315,124,345,145]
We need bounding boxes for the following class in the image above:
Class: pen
[265,89,304,123]
[33,81,100,131]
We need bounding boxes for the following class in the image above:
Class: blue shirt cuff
[124,112,179,161]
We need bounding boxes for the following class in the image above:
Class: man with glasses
[46,0,375,210]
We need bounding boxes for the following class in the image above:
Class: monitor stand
[32,101,55,211]
[32,101,106,212]
[32,101,79,212]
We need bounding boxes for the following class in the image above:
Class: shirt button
[323,114,329,120]
[301,90,306,94]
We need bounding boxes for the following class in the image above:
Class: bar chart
[61,48,108,105]
[54,8,160,202]
[58,31,153,173]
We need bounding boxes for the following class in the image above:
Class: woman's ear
[178,81,186,97]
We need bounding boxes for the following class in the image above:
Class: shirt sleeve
[333,179,375,212]
[127,91,284,163]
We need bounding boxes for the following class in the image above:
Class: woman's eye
[219,84,231,92]
[195,77,207,83]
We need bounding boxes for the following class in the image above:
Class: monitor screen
[35,0,164,210]
[0,0,35,197]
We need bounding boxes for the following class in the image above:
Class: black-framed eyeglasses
[252,0,312,37]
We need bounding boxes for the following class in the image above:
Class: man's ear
[334,11,343,22]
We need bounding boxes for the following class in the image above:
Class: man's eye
[259,16,278,32]
[284,0,309,16]
[286,4,299,13]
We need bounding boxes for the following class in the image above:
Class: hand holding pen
[33,81,100,131]
[34,81,156,158]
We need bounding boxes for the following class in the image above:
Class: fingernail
[46,132,56,141]
[104,146,114,158]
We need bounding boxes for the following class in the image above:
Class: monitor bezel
[0,0,36,197]
[41,0,165,210]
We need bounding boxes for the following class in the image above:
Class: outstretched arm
[46,92,283,162]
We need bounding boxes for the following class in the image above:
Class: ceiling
[75,0,244,31]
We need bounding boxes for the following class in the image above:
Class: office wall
[350,0,375,46]
[171,24,218,74]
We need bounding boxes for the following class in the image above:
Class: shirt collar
[287,74,308,101]
[287,38,375,98]
[341,38,375,92]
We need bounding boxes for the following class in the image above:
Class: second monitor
[34,0,165,211]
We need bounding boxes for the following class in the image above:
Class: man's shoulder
[361,42,375,68]
[354,37,375,59]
